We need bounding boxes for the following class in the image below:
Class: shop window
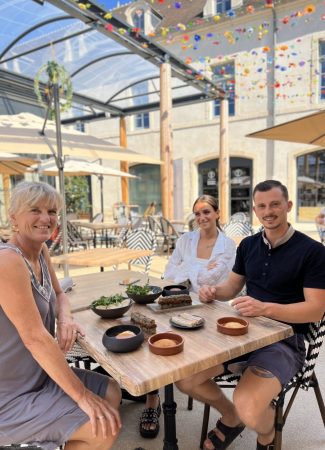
[212,61,235,117]
[129,164,161,214]
[216,0,231,14]
[198,157,252,219]
[297,150,325,221]
[320,41,325,101]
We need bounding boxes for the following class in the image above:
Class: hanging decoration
[34,61,73,118]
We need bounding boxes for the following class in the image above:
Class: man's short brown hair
[253,180,289,201]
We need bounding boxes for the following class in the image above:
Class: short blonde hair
[9,181,62,216]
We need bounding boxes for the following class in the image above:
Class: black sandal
[256,439,275,449]
[204,419,245,450]
[139,402,162,438]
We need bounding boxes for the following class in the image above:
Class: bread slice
[158,294,192,309]
[130,311,157,336]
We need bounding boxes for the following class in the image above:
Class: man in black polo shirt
[176,180,325,450]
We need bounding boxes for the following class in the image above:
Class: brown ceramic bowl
[217,317,249,336]
[148,332,184,356]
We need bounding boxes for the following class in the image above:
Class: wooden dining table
[67,270,293,450]
[51,248,153,272]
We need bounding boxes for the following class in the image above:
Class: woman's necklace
[202,233,218,249]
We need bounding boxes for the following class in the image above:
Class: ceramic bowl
[126,285,162,304]
[216,317,249,336]
[162,284,190,296]
[148,332,184,356]
[102,324,144,353]
[91,298,133,319]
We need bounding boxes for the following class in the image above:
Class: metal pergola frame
[0,0,224,124]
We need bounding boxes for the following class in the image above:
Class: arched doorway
[198,157,253,218]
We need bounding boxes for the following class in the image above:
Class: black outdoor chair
[199,315,325,449]
[160,216,180,255]
[66,221,90,251]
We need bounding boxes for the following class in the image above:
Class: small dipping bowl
[162,284,190,297]
[102,324,144,353]
[148,332,184,356]
[217,317,249,336]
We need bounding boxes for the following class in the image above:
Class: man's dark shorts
[223,334,306,387]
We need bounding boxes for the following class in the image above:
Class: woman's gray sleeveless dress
[0,243,109,450]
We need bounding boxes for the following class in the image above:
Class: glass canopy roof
[0,0,222,123]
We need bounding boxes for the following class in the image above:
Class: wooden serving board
[146,299,202,314]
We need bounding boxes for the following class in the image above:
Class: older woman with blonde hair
[0,181,121,450]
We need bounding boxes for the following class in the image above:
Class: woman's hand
[207,260,218,270]
[231,296,267,317]
[199,285,216,303]
[56,317,85,353]
[77,388,121,438]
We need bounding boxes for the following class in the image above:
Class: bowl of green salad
[125,284,162,304]
[90,294,133,319]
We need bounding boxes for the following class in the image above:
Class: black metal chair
[66,221,90,251]
[159,217,180,255]
[199,316,325,449]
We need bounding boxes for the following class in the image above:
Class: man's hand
[199,285,217,303]
[231,296,268,317]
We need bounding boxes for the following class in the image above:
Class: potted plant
[64,177,91,219]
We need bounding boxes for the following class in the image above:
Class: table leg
[93,230,97,248]
[163,383,178,450]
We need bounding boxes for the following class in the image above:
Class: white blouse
[163,230,236,293]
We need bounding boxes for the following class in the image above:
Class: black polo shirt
[233,230,325,334]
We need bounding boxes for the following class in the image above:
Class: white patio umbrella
[0,113,162,165]
[32,157,139,218]
[34,157,138,178]
[0,151,39,175]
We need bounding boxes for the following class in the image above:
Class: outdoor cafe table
[51,248,153,272]
[69,271,293,450]
[70,221,131,247]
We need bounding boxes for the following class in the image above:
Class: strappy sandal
[139,401,162,438]
[204,418,245,450]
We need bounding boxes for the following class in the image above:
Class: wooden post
[160,61,174,219]
[2,174,10,220]
[119,117,129,205]
[219,98,230,225]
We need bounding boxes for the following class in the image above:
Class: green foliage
[64,176,90,214]
[34,61,73,119]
